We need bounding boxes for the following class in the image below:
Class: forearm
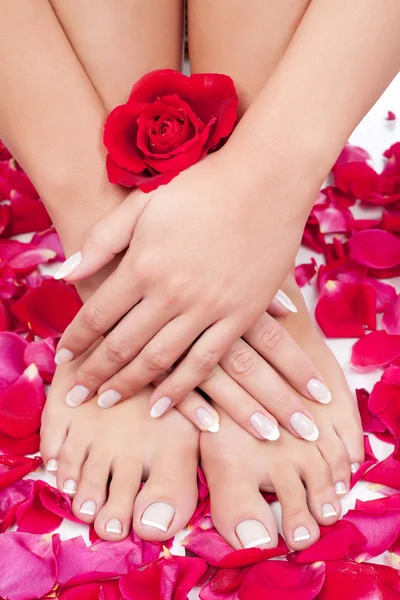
[228,0,400,217]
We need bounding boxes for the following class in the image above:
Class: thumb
[54,191,150,282]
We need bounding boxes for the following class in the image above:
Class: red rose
[104,69,238,192]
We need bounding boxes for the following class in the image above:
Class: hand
[55,150,324,422]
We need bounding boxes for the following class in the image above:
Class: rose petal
[386,111,397,121]
[368,379,400,437]
[383,294,400,334]
[7,192,51,235]
[0,331,28,394]
[350,435,378,488]
[348,230,400,269]
[0,479,34,532]
[295,259,317,287]
[356,388,387,435]
[31,229,64,261]
[334,162,383,204]
[293,520,366,564]
[59,580,121,600]
[8,248,56,275]
[24,337,56,383]
[351,331,400,371]
[363,451,400,489]
[0,431,40,456]
[318,560,400,600]
[333,143,371,169]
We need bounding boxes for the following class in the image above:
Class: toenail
[55,348,74,365]
[289,413,319,442]
[150,397,173,418]
[335,481,347,495]
[141,502,175,533]
[306,378,332,404]
[66,385,90,407]
[250,412,280,441]
[62,479,77,495]
[46,459,58,473]
[98,389,122,409]
[105,518,122,535]
[80,500,97,516]
[196,407,220,432]
[351,462,361,474]
[293,526,311,543]
[236,520,272,549]
[322,503,337,518]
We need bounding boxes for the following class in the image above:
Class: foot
[201,276,364,551]
[40,357,199,541]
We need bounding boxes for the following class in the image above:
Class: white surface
[29,74,400,597]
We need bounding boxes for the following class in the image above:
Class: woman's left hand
[55,149,317,411]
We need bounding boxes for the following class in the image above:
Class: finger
[66,299,179,407]
[54,190,149,281]
[268,289,298,317]
[149,317,245,412]
[244,313,331,405]
[56,262,142,363]
[175,391,221,433]
[96,314,208,407]
[219,338,319,440]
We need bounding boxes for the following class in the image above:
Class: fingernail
[306,378,332,404]
[80,500,97,516]
[289,412,319,441]
[54,251,83,280]
[335,481,347,495]
[141,502,175,533]
[196,407,220,432]
[293,526,311,543]
[150,397,172,418]
[98,389,122,409]
[105,518,122,534]
[351,462,361,474]
[274,289,297,313]
[62,479,77,495]
[250,412,280,441]
[46,459,58,473]
[55,348,74,365]
[322,503,337,518]
[236,519,271,549]
[67,385,90,407]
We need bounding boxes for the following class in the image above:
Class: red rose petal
[0,479,34,532]
[334,162,382,204]
[0,431,40,456]
[368,380,400,437]
[0,455,42,490]
[386,111,397,121]
[0,331,28,394]
[293,520,366,564]
[31,228,65,261]
[104,103,148,173]
[318,560,400,600]
[348,229,400,269]
[367,278,397,312]
[313,203,354,234]
[351,331,400,371]
[7,192,51,235]
[295,259,317,287]
[59,580,121,600]
[364,450,400,489]
[9,248,56,275]
[24,337,56,383]
[356,388,387,435]
[383,294,400,334]
[333,143,371,169]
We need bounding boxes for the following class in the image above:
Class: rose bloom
[104,69,238,192]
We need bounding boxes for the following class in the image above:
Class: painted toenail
[293,526,311,543]
[98,389,122,408]
[289,413,319,441]
[55,348,74,365]
[335,481,347,495]
[150,397,173,418]
[250,412,280,441]
[62,479,77,495]
[105,518,122,535]
[80,500,97,516]
[274,289,297,313]
[351,462,361,474]
[46,459,58,473]
[236,520,272,549]
[322,503,337,518]
[141,502,175,533]
[196,407,220,432]
[306,378,332,404]
[66,385,90,407]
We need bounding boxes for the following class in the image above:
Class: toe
[335,402,365,474]
[40,405,69,475]
[72,450,111,523]
[273,466,320,550]
[94,458,141,541]
[133,449,198,542]
[300,448,342,526]
[317,429,352,497]
[55,431,89,497]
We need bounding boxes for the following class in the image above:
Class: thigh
[50,0,184,110]
[188,0,311,113]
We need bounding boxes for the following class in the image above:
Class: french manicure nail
[66,385,90,407]
[98,389,122,409]
[351,462,361,474]
[141,502,175,533]
[322,503,337,518]
[293,526,311,543]
[274,289,297,313]
[196,407,220,432]
[236,519,271,548]
[250,412,280,441]
[306,378,332,404]
[105,518,122,534]
[289,412,319,441]
[55,348,74,365]
[54,251,83,280]
[335,481,347,495]
[46,459,58,473]
[80,500,97,516]
[150,397,172,418]
[63,479,77,495]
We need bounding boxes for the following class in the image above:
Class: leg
[190,0,364,549]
